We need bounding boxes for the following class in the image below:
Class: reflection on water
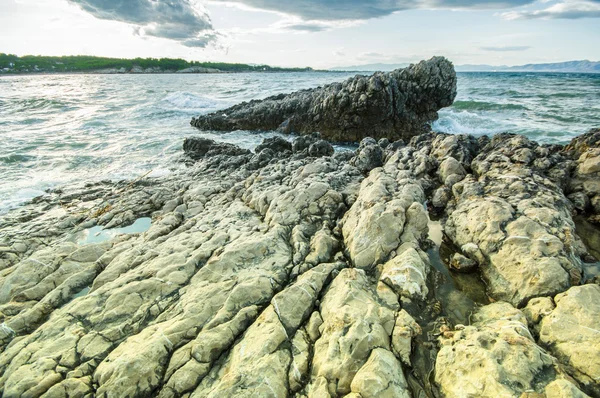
[427,219,489,326]
[409,218,491,397]
[75,217,152,245]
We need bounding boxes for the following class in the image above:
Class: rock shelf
[0,128,599,397]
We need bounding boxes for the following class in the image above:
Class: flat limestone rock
[191,57,457,142]
[436,302,587,398]
[539,285,600,396]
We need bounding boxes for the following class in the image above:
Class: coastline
[0,69,332,77]
[0,59,599,397]
[0,129,599,397]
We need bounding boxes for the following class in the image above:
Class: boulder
[191,57,457,141]
[183,137,250,159]
[350,137,384,173]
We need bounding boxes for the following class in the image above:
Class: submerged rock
[191,57,457,141]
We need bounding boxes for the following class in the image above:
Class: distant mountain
[329,63,409,72]
[331,60,600,73]
[455,60,600,73]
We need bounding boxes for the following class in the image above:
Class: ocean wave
[0,154,36,164]
[538,92,583,99]
[432,110,508,136]
[451,100,528,112]
[162,92,217,110]
[10,98,69,112]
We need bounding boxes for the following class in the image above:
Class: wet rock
[449,253,477,273]
[291,133,320,154]
[254,136,292,154]
[307,140,334,157]
[183,137,250,159]
[350,137,384,173]
[378,138,390,148]
[191,57,457,141]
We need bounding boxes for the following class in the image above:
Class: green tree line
[0,53,314,73]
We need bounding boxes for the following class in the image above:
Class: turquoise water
[435,72,600,140]
[74,217,152,245]
[0,71,598,213]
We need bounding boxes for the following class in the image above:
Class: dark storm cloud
[67,0,216,46]
[212,0,537,21]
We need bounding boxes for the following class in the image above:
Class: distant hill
[0,53,314,74]
[331,60,600,73]
[456,60,600,73]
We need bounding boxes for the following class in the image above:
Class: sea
[0,71,599,214]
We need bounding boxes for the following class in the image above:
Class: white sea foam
[0,71,597,213]
[162,92,217,110]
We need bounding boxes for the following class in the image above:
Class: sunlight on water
[0,71,598,213]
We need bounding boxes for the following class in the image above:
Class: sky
[1,0,599,69]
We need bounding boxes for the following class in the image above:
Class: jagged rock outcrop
[191,56,457,141]
[0,130,599,397]
[565,128,600,223]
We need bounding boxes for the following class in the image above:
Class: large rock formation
[0,129,599,397]
[191,57,457,142]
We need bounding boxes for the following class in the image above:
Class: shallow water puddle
[427,219,443,247]
[75,217,152,245]
[73,286,90,298]
[427,219,488,323]
[574,216,600,281]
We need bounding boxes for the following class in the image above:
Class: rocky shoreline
[0,58,599,397]
[0,129,598,397]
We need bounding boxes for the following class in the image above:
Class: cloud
[67,0,217,47]
[480,45,531,51]
[502,0,600,19]
[182,33,221,47]
[271,17,363,32]
[282,23,328,32]
[210,0,537,21]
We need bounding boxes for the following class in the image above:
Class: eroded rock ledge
[0,130,599,397]
[191,57,457,142]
